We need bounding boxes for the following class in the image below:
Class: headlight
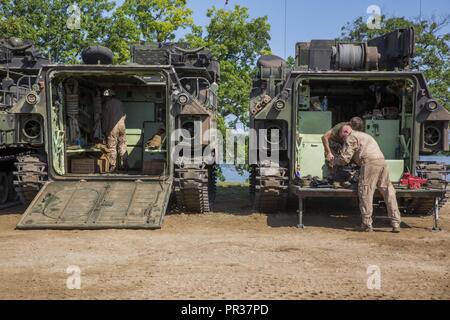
[22,119,41,139]
[178,93,189,105]
[25,91,40,105]
[275,100,285,110]
[425,100,439,112]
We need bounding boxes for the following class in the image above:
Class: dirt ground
[0,185,449,300]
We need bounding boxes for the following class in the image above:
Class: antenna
[284,0,287,58]
[419,0,422,22]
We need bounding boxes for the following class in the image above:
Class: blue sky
[175,0,450,59]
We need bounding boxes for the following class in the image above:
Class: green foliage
[0,0,194,64]
[340,15,450,110]
[105,6,141,64]
[286,56,296,68]
[0,0,115,63]
[108,0,194,63]
[185,5,271,127]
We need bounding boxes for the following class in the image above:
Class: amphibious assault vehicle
[249,28,449,228]
[0,38,219,229]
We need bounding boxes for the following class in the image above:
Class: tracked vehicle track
[404,189,449,214]
[250,166,289,213]
[13,155,47,205]
[174,165,217,213]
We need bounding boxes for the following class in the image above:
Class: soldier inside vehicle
[49,72,169,177]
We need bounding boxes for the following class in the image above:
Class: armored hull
[1,41,220,229]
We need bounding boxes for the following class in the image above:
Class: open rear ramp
[16,180,172,230]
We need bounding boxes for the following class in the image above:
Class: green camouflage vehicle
[0,39,220,229]
[0,38,48,206]
[250,28,449,228]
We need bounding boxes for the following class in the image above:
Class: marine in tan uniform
[322,117,364,176]
[102,89,128,172]
[334,125,401,233]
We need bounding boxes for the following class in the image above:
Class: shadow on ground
[0,203,25,216]
[266,211,411,232]
[213,185,413,231]
[213,185,254,216]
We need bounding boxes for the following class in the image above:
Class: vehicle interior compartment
[49,72,168,177]
[296,78,415,183]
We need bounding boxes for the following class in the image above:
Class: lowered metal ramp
[16,180,172,230]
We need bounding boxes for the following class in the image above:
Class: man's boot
[356,224,373,232]
[392,226,401,233]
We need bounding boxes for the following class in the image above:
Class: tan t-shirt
[334,131,385,167]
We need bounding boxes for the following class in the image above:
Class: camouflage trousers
[106,118,128,169]
[358,160,401,228]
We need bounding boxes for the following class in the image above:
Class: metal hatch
[16,180,172,230]
[368,27,415,70]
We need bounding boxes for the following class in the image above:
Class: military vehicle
[0,38,48,206]
[0,39,219,229]
[250,28,449,227]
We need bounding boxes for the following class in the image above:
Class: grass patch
[217,182,249,188]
